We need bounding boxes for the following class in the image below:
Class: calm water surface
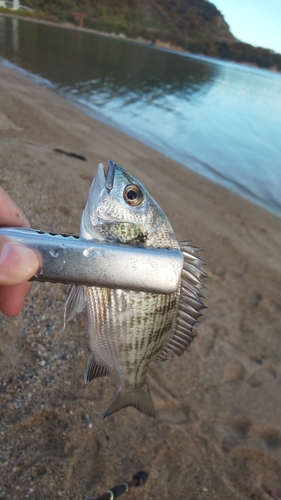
[0,17,281,216]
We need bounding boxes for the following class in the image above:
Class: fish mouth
[106,160,130,190]
[87,161,117,221]
[92,161,115,195]
[93,160,117,192]
[96,160,129,194]
[105,160,116,191]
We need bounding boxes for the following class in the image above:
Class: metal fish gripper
[0,227,183,294]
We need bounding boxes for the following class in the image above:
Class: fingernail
[0,242,39,285]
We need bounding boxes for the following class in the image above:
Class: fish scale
[64,160,207,418]
[88,288,175,385]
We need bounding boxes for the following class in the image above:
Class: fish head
[81,160,178,248]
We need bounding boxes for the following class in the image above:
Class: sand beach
[0,62,281,499]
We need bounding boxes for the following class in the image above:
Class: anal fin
[84,350,111,383]
[103,383,155,419]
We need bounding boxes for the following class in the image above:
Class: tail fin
[103,383,156,419]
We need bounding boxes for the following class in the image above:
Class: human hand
[0,187,39,316]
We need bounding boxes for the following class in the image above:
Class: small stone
[36,465,47,476]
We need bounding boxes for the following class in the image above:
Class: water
[0,17,281,216]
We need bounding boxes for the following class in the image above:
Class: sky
[212,0,281,54]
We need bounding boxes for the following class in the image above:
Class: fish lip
[86,162,114,228]
[92,162,112,193]
[105,160,116,191]
[92,162,107,194]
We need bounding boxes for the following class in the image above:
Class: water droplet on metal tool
[50,249,59,258]
[83,247,97,258]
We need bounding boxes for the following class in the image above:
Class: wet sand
[0,62,281,500]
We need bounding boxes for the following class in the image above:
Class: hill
[20,0,281,70]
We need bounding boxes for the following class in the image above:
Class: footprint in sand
[247,366,276,387]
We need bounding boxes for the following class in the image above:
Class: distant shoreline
[1,11,279,74]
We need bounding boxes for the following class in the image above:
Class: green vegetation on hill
[19,0,281,70]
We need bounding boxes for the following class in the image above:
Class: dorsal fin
[156,242,207,362]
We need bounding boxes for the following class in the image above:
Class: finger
[0,236,39,285]
[0,186,31,228]
[0,282,32,316]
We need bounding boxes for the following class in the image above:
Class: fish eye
[123,184,144,206]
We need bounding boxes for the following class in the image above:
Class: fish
[64,160,206,419]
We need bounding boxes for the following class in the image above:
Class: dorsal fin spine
[178,309,197,321]
[183,261,208,278]
[182,269,204,287]
[175,322,193,332]
[177,316,196,328]
[181,282,205,298]
[183,295,205,310]
[174,333,194,344]
[179,303,203,319]
[169,338,185,349]
[182,253,206,267]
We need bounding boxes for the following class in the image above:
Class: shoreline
[1,11,280,74]
[0,62,281,499]
[0,55,280,219]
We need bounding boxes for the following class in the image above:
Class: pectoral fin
[103,383,155,419]
[64,284,87,327]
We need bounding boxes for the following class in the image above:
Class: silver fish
[64,161,206,418]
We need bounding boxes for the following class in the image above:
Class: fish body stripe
[87,287,177,389]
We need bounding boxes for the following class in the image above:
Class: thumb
[0,236,39,285]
